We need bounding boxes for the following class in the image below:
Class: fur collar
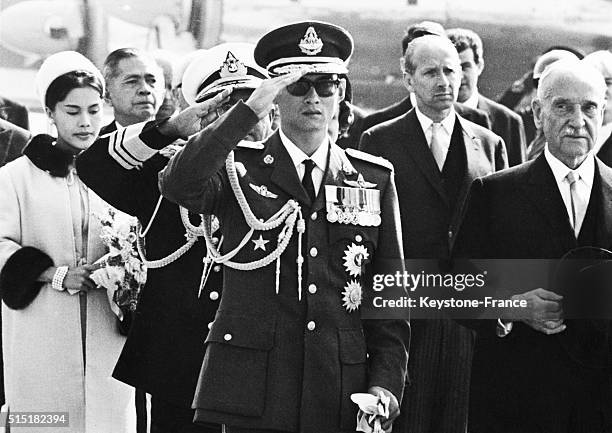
[23,134,75,177]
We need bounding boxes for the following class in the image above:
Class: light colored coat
[0,156,135,433]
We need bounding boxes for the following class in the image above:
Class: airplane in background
[0,0,223,66]
[1,0,611,126]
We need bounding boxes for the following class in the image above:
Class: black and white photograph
[0,1,611,432]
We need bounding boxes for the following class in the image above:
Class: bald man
[360,35,507,433]
[454,59,612,432]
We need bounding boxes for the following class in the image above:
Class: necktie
[566,170,587,237]
[430,122,445,171]
[302,159,316,203]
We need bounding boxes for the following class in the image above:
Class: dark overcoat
[360,108,507,433]
[454,155,612,432]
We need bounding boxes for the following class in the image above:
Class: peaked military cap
[182,42,269,105]
[254,20,354,76]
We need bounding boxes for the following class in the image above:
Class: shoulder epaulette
[236,140,264,150]
[345,148,394,171]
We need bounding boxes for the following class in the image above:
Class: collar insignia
[220,51,247,78]
[299,26,323,56]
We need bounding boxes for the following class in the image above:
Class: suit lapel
[99,121,117,136]
[263,132,311,206]
[523,154,575,250]
[402,110,448,203]
[595,159,612,245]
[448,116,484,234]
[0,127,13,162]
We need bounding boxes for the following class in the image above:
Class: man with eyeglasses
[159,21,409,433]
[77,43,273,433]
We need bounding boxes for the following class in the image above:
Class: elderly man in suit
[159,21,410,433]
[447,28,527,166]
[101,48,166,135]
[360,35,507,433]
[454,59,612,432]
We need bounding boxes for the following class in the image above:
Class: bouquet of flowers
[90,207,147,319]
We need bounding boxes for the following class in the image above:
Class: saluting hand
[162,88,233,138]
[245,70,308,119]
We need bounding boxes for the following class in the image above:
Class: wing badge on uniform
[343,173,377,189]
[249,183,278,199]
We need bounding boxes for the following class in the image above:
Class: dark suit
[77,120,222,433]
[336,102,367,150]
[477,94,526,167]
[99,120,117,136]
[0,118,30,167]
[360,109,507,433]
[454,154,612,433]
[0,96,29,131]
[0,118,30,406]
[159,101,410,433]
[353,97,491,147]
[597,132,612,167]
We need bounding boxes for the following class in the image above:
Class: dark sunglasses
[286,79,340,97]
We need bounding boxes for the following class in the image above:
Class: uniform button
[213,265,221,273]
[224,333,232,341]
[355,234,363,242]
[307,321,316,331]
[310,247,318,257]
[212,237,219,245]
[311,212,317,221]
[209,291,219,301]
[448,230,453,238]
[207,322,214,330]
[308,284,317,294]
[79,291,86,297]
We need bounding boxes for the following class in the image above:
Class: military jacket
[159,102,410,433]
[76,121,223,408]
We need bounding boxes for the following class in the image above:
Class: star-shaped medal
[252,234,270,251]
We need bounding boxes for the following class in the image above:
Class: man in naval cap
[77,42,273,433]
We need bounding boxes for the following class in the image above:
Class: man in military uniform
[159,21,410,433]
[77,43,273,433]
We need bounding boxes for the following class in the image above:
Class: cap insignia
[220,51,247,78]
[299,26,323,56]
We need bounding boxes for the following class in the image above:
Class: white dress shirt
[461,90,479,110]
[544,144,594,235]
[413,102,456,166]
[279,128,328,196]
